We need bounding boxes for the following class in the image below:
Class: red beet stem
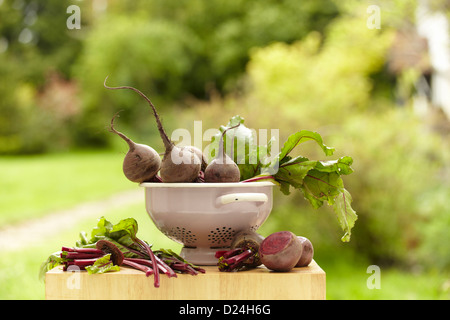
[217,249,253,272]
[153,255,177,278]
[61,251,104,259]
[125,257,154,267]
[215,250,229,259]
[240,175,274,183]
[65,258,102,267]
[136,238,160,288]
[125,257,176,278]
[122,259,154,277]
[61,247,104,255]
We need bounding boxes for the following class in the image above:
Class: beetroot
[295,236,314,267]
[110,112,161,183]
[187,145,208,172]
[104,77,201,183]
[204,123,241,183]
[259,231,302,272]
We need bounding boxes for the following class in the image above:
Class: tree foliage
[0,0,341,153]
[183,7,449,269]
[0,0,84,154]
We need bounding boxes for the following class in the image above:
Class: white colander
[140,182,274,265]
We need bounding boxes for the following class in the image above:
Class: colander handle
[216,193,268,206]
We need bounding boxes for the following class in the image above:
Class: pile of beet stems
[61,247,106,270]
[215,248,254,272]
[60,245,205,288]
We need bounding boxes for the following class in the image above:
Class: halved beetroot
[259,231,302,272]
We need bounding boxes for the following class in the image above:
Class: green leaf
[212,115,357,242]
[97,236,142,258]
[332,189,357,242]
[300,170,357,241]
[90,216,113,242]
[275,156,318,189]
[302,170,344,204]
[209,115,253,162]
[209,115,267,180]
[39,252,66,281]
[262,130,335,176]
[110,217,139,239]
[279,180,292,195]
[278,130,335,160]
[299,184,324,209]
[108,218,146,250]
[85,254,120,274]
[81,217,144,253]
[79,231,89,246]
[314,156,354,175]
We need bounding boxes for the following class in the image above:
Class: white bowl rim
[139,181,275,188]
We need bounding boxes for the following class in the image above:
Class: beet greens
[40,217,205,288]
[214,115,357,242]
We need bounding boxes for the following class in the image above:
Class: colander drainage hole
[208,227,235,245]
[166,227,197,245]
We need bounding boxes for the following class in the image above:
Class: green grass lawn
[0,150,134,226]
[321,256,449,300]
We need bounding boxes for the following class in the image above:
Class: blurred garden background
[0,0,449,299]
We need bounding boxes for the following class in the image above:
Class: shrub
[186,16,449,270]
